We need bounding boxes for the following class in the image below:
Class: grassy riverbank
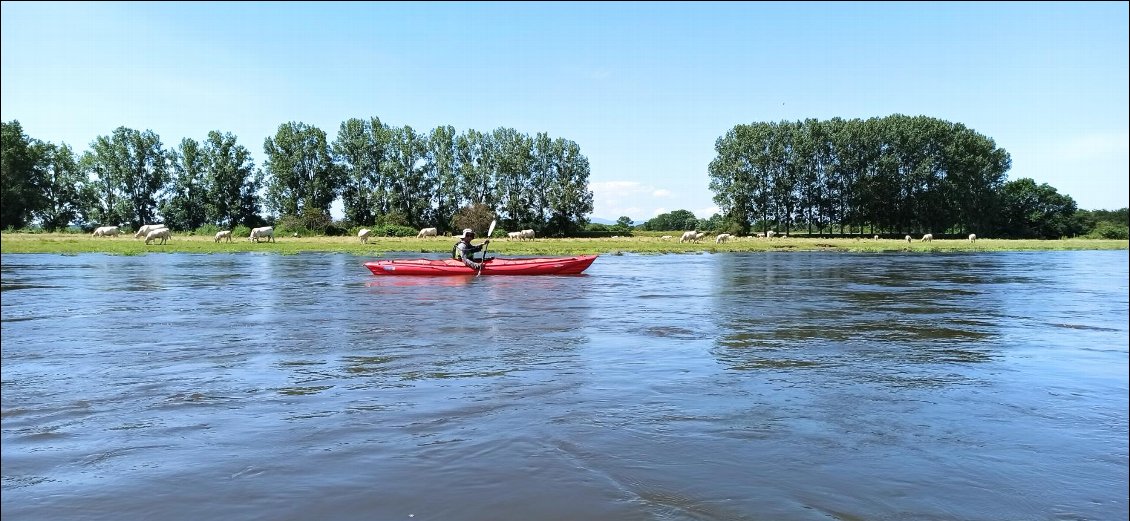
[2,232,1126,255]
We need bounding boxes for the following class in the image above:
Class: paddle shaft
[477,220,497,276]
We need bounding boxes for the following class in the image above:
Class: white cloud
[589,180,718,221]
[590,181,668,220]
[590,181,651,197]
[697,205,720,218]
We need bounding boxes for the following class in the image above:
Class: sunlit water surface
[2,251,1127,521]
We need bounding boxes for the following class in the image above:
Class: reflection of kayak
[364,255,598,276]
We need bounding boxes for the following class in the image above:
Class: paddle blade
[487,220,497,238]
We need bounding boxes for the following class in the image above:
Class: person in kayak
[453,228,492,269]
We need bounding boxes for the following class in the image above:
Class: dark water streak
[2,251,1127,521]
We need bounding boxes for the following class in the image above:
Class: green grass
[2,231,1126,256]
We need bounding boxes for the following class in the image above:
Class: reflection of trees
[341,274,594,387]
[708,253,1000,383]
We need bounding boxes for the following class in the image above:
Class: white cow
[507,231,522,240]
[519,229,535,241]
[358,228,372,244]
[660,235,673,240]
[922,233,933,242]
[214,230,232,243]
[968,233,977,243]
[249,226,275,243]
[680,231,698,243]
[766,230,777,239]
[144,228,171,245]
[416,227,438,239]
[905,235,913,243]
[134,224,166,239]
[92,226,120,237]
[715,233,731,244]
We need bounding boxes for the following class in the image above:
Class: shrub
[276,212,332,236]
[1088,222,1129,240]
[194,224,221,236]
[325,221,348,237]
[377,224,419,237]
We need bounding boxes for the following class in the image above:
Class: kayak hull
[364,255,598,276]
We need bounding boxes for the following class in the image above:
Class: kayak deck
[364,255,597,276]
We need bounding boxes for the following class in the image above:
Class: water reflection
[708,253,1004,378]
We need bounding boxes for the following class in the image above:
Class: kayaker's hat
[459,228,475,239]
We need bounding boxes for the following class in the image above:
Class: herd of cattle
[90,225,275,244]
[90,225,978,245]
[668,230,976,243]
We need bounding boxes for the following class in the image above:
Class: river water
[2,250,1127,521]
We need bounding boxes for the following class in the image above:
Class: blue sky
[2,1,1127,223]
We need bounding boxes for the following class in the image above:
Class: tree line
[1,118,595,237]
[3,115,1126,240]
[703,114,1125,239]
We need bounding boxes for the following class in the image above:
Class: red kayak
[364,255,598,276]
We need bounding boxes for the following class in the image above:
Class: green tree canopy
[263,122,339,218]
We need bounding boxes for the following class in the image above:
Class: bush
[276,212,332,236]
[325,221,348,237]
[1088,222,1129,240]
[193,224,221,236]
[377,224,419,237]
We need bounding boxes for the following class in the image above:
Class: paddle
[477,219,496,277]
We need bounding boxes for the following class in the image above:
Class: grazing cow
[922,233,933,242]
[873,235,880,240]
[905,235,912,243]
[358,228,372,244]
[766,230,777,239]
[249,226,275,243]
[519,229,535,241]
[715,233,731,244]
[507,231,521,240]
[134,224,166,239]
[660,235,673,240]
[416,227,438,239]
[680,231,698,243]
[92,226,120,237]
[968,233,977,243]
[214,230,232,243]
[144,228,171,245]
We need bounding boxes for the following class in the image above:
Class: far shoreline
[2,232,1126,256]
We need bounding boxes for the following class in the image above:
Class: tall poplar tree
[1,120,43,229]
[263,122,339,218]
[204,131,261,229]
[83,127,168,228]
[162,138,208,230]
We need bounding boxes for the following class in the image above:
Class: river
[2,250,1127,521]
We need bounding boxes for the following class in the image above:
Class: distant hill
[588,217,618,225]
